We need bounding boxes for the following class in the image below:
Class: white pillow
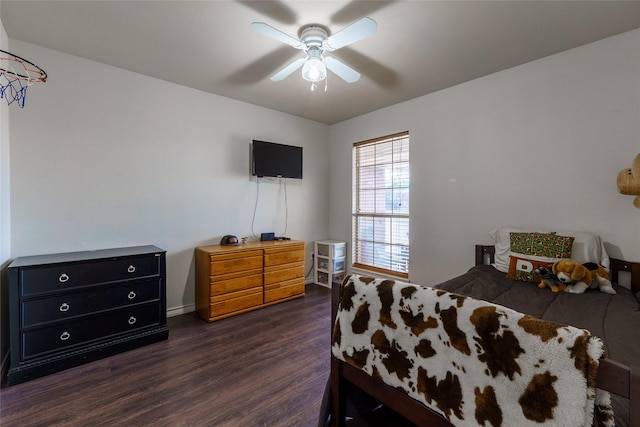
[489,227,610,273]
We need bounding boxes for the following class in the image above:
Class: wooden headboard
[474,244,496,265]
[474,244,640,294]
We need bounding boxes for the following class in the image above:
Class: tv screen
[252,140,303,179]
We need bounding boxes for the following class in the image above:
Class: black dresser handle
[60,331,71,341]
[59,273,69,283]
[127,291,136,300]
[128,316,137,325]
[59,303,70,312]
[127,265,136,273]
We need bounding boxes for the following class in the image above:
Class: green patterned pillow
[507,232,574,282]
[510,232,574,257]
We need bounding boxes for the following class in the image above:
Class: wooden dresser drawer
[210,251,263,275]
[264,277,304,303]
[210,270,263,295]
[264,245,305,266]
[21,279,161,328]
[195,241,305,322]
[209,288,262,317]
[20,254,161,297]
[264,262,305,285]
[22,303,162,360]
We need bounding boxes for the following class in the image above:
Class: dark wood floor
[0,284,332,427]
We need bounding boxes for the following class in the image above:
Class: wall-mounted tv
[251,140,303,179]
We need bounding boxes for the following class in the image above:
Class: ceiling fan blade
[251,22,303,49]
[239,1,297,25]
[323,17,377,51]
[324,56,361,83]
[271,57,306,81]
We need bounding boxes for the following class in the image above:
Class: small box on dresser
[7,245,169,386]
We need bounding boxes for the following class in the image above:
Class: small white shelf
[314,240,346,288]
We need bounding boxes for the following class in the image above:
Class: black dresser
[7,245,168,385]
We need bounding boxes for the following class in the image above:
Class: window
[352,131,409,278]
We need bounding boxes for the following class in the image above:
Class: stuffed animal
[616,153,640,208]
[533,266,566,292]
[552,259,616,294]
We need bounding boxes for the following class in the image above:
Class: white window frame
[352,131,410,279]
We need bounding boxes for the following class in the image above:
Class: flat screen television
[251,140,303,179]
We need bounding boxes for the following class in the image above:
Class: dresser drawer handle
[127,291,136,300]
[128,316,137,325]
[127,265,136,273]
[60,331,71,341]
[59,302,70,312]
[59,273,70,283]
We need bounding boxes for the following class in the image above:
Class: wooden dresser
[7,245,168,385]
[195,240,305,322]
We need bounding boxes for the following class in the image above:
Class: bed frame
[328,246,640,427]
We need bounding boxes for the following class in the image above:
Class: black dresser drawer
[8,245,168,386]
[21,279,162,328]
[22,303,162,360]
[20,255,161,297]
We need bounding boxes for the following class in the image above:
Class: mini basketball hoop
[0,49,47,108]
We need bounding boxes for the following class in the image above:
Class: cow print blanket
[331,275,614,426]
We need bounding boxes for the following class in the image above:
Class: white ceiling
[2,1,639,124]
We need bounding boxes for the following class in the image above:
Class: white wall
[330,29,640,287]
[8,40,330,315]
[1,9,11,372]
[5,29,640,318]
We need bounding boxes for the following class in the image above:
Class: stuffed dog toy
[552,259,616,294]
[533,266,566,292]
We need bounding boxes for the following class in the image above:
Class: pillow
[507,256,554,283]
[490,227,609,273]
[509,232,574,259]
[505,232,574,282]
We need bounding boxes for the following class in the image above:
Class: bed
[323,239,640,427]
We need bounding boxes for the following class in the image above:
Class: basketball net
[0,49,47,108]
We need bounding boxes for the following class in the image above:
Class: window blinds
[352,131,409,278]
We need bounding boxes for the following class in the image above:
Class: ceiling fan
[250,17,377,87]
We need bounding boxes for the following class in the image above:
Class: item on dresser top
[261,232,276,241]
[220,235,240,245]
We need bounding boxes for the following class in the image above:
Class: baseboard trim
[164,282,325,318]
[1,350,9,381]
[314,282,331,289]
[167,304,195,318]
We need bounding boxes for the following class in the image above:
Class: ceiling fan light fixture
[301,56,326,82]
[252,17,376,85]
